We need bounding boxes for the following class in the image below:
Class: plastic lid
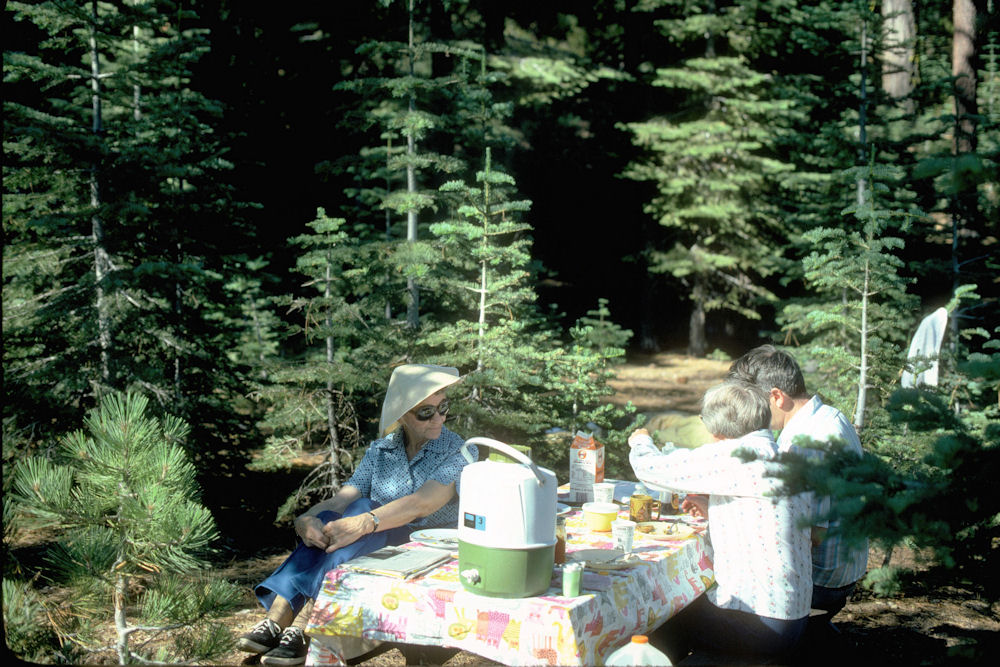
[632,636,649,644]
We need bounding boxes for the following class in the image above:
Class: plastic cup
[611,518,636,553]
[593,481,616,504]
[562,562,583,596]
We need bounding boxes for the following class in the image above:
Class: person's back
[777,394,867,596]
[629,380,812,662]
[728,345,869,629]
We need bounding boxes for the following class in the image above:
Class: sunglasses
[411,399,450,421]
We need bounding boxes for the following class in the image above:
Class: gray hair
[700,379,772,439]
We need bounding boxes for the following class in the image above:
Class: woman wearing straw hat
[238,364,475,666]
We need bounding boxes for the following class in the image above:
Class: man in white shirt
[629,379,812,663]
[728,345,869,633]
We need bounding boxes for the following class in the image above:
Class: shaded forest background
[3,1,999,664]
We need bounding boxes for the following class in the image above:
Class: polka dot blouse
[346,426,476,529]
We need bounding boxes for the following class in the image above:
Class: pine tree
[619,0,794,357]
[221,255,284,383]
[248,209,397,521]
[9,392,240,664]
[421,147,547,434]
[3,0,254,450]
[780,158,919,429]
[332,0,471,328]
[422,149,634,472]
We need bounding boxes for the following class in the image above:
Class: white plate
[636,521,697,540]
[556,502,571,516]
[409,528,459,549]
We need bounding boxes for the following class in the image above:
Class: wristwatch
[367,511,380,533]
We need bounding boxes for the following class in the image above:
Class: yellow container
[582,502,619,532]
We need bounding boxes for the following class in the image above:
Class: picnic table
[305,506,714,666]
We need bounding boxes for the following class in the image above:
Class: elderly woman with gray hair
[238,364,475,666]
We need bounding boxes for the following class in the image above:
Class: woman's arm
[628,429,781,498]
[321,479,456,553]
[293,485,363,549]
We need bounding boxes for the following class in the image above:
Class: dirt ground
[9,351,999,665]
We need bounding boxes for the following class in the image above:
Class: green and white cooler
[456,437,557,598]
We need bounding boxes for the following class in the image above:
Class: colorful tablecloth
[306,509,714,666]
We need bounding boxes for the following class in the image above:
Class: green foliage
[420,149,635,474]
[621,1,797,355]
[249,209,400,520]
[778,159,920,424]
[3,0,255,459]
[571,298,634,353]
[2,578,71,664]
[8,392,240,663]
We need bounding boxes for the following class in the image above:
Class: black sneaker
[261,626,308,666]
[237,618,282,654]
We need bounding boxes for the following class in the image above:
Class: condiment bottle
[554,516,567,564]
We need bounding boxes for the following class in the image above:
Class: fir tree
[779,158,919,429]
[249,209,396,521]
[422,149,634,472]
[9,392,240,664]
[620,0,793,357]
[332,0,470,327]
[3,0,254,450]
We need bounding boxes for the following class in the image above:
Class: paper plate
[556,502,572,516]
[635,521,696,540]
[409,528,459,549]
[567,548,639,570]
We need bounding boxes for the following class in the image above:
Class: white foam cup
[611,518,636,553]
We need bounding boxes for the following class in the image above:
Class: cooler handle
[461,437,547,486]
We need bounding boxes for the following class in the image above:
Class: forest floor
[8,351,999,666]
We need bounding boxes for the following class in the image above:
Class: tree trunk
[854,256,871,430]
[324,259,341,465]
[952,0,979,156]
[385,136,393,321]
[90,0,112,391]
[950,0,980,352]
[405,0,420,329]
[688,280,707,358]
[637,277,660,353]
[881,0,916,112]
[473,149,490,401]
[114,571,130,664]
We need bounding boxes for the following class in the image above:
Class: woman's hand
[322,513,373,553]
[628,428,651,445]
[681,494,709,519]
[294,515,329,549]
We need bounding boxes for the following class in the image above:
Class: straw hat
[379,364,462,437]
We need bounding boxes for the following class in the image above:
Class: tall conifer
[3,0,252,447]
[249,210,396,520]
[620,0,793,356]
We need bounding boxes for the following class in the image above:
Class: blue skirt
[254,498,410,614]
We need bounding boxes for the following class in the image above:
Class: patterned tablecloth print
[306,508,714,666]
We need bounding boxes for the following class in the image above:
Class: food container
[456,438,557,598]
[569,431,604,502]
[582,501,619,532]
[555,516,567,564]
